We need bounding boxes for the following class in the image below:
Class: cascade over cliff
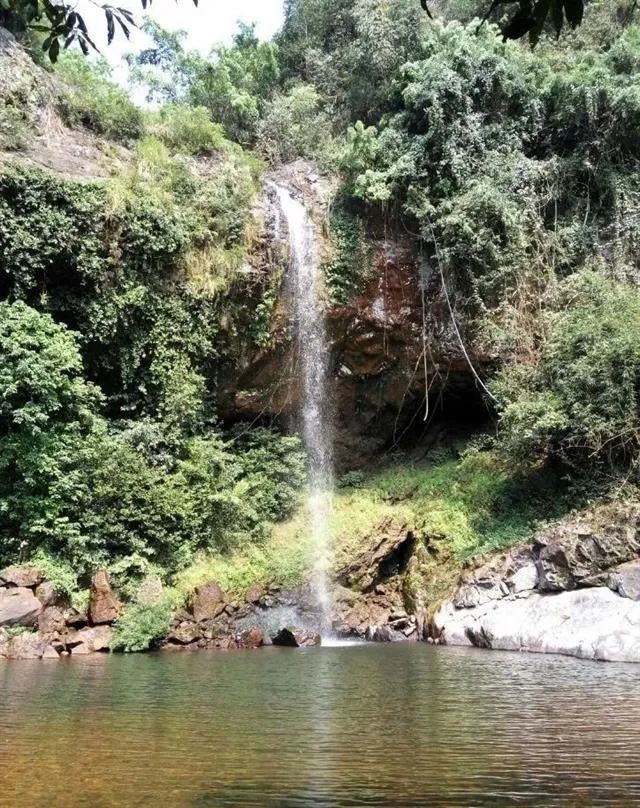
[222,160,492,467]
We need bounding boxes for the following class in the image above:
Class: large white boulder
[434,587,640,663]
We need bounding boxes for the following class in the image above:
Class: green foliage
[55,54,142,142]
[129,21,280,145]
[112,599,173,652]
[0,154,258,424]
[230,427,307,523]
[191,23,280,145]
[257,84,336,166]
[334,15,640,457]
[177,429,306,552]
[0,0,197,62]
[277,0,426,125]
[146,104,226,155]
[341,447,576,559]
[29,550,79,597]
[323,207,371,305]
[0,158,303,589]
[186,443,573,601]
[0,306,306,581]
[0,299,100,432]
[426,0,587,46]
[495,272,640,470]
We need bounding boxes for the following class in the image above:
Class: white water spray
[270,183,333,632]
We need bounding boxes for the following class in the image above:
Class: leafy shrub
[0,300,100,432]
[231,427,307,523]
[495,272,640,470]
[111,600,173,652]
[29,551,79,598]
[337,470,366,489]
[257,84,336,166]
[147,104,226,155]
[55,53,142,142]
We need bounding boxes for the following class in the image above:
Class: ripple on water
[1,644,640,807]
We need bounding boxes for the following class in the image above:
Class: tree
[129,21,280,144]
[423,1,622,46]
[0,0,197,62]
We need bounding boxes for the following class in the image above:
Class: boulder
[64,608,88,628]
[38,606,66,637]
[336,519,415,592]
[215,636,238,650]
[533,506,640,591]
[237,627,264,648]
[190,580,227,623]
[371,625,394,642]
[89,571,122,625]
[4,632,48,659]
[610,560,640,601]
[245,583,264,604]
[0,587,42,627]
[200,619,232,641]
[434,587,640,663]
[0,565,43,589]
[271,627,321,647]
[511,563,538,594]
[172,607,192,623]
[536,547,575,592]
[166,622,202,645]
[66,625,114,654]
[35,581,58,607]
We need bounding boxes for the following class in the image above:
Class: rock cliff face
[433,503,640,662]
[221,161,491,466]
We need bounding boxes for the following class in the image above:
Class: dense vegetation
[0,41,306,598]
[1,0,640,622]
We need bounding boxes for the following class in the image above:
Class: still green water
[1,644,639,807]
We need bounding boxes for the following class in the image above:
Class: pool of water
[1,644,640,807]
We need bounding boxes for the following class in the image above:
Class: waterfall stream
[270,182,333,633]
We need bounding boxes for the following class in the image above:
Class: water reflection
[1,645,640,806]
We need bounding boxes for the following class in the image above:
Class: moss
[323,208,372,306]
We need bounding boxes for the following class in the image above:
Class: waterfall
[269,182,333,633]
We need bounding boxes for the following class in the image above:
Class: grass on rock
[174,446,575,604]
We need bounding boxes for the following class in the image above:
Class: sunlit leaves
[0,0,199,62]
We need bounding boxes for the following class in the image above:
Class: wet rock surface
[218,162,491,469]
[434,504,640,662]
[271,627,321,647]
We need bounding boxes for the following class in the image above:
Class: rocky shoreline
[434,504,640,663]
[2,504,640,663]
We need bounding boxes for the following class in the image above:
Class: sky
[80,0,285,67]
